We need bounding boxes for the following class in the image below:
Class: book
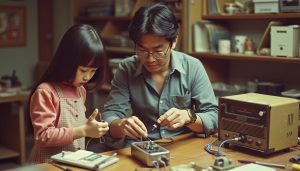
[193,21,210,52]
[193,20,230,52]
[51,150,119,170]
[207,0,219,15]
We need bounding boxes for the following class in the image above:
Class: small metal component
[131,141,170,167]
[151,123,158,131]
[98,114,106,143]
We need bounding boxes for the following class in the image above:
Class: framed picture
[0,6,26,47]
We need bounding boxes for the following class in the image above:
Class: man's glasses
[135,45,170,59]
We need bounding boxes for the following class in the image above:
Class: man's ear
[172,36,179,49]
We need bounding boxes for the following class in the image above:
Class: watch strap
[186,109,197,125]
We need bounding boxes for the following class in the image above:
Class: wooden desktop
[38,133,299,171]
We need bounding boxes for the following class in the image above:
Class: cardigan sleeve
[30,87,73,147]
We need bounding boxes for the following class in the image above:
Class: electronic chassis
[131,141,170,167]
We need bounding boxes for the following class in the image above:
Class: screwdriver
[292,163,300,171]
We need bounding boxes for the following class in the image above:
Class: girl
[29,24,109,163]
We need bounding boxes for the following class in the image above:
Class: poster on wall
[0,5,26,47]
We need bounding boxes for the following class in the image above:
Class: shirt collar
[170,50,186,74]
[134,56,143,77]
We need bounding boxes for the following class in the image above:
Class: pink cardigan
[30,82,86,147]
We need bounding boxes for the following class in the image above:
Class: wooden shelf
[74,16,132,22]
[75,14,181,23]
[0,92,29,103]
[0,145,19,160]
[191,52,300,64]
[203,13,300,20]
[106,46,134,54]
[0,93,28,164]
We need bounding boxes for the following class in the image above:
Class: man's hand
[157,108,191,130]
[118,116,148,139]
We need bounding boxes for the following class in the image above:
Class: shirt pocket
[170,93,191,109]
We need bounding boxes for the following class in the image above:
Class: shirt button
[75,114,78,117]
[74,100,77,103]
[159,100,163,104]
[77,147,81,150]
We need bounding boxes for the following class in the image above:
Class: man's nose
[145,52,156,61]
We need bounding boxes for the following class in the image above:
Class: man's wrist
[109,119,126,138]
[185,109,197,126]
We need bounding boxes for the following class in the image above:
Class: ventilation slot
[222,118,264,138]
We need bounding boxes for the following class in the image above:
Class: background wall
[0,0,38,88]
[0,0,73,89]
[53,0,72,50]
[0,1,297,108]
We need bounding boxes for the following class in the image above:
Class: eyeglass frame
[134,44,171,59]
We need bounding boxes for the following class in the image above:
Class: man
[102,3,218,148]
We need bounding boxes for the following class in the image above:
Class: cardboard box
[253,0,279,13]
[256,21,284,55]
[271,25,300,57]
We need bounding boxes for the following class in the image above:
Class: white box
[271,25,300,57]
[253,0,279,13]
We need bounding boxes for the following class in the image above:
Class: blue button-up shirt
[102,50,218,148]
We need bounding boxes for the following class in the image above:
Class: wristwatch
[186,109,197,125]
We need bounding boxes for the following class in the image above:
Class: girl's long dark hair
[38,24,107,88]
[27,24,107,133]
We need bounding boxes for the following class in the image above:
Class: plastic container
[281,89,300,99]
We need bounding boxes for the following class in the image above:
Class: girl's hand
[85,108,109,138]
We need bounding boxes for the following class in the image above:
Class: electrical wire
[217,137,241,154]
[158,159,167,170]
[85,113,106,150]
[204,139,219,156]
[98,114,106,144]
[139,136,173,146]
[152,160,160,169]
[204,137,242,156]
[85,138,93,150]
[154,137,174,146]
